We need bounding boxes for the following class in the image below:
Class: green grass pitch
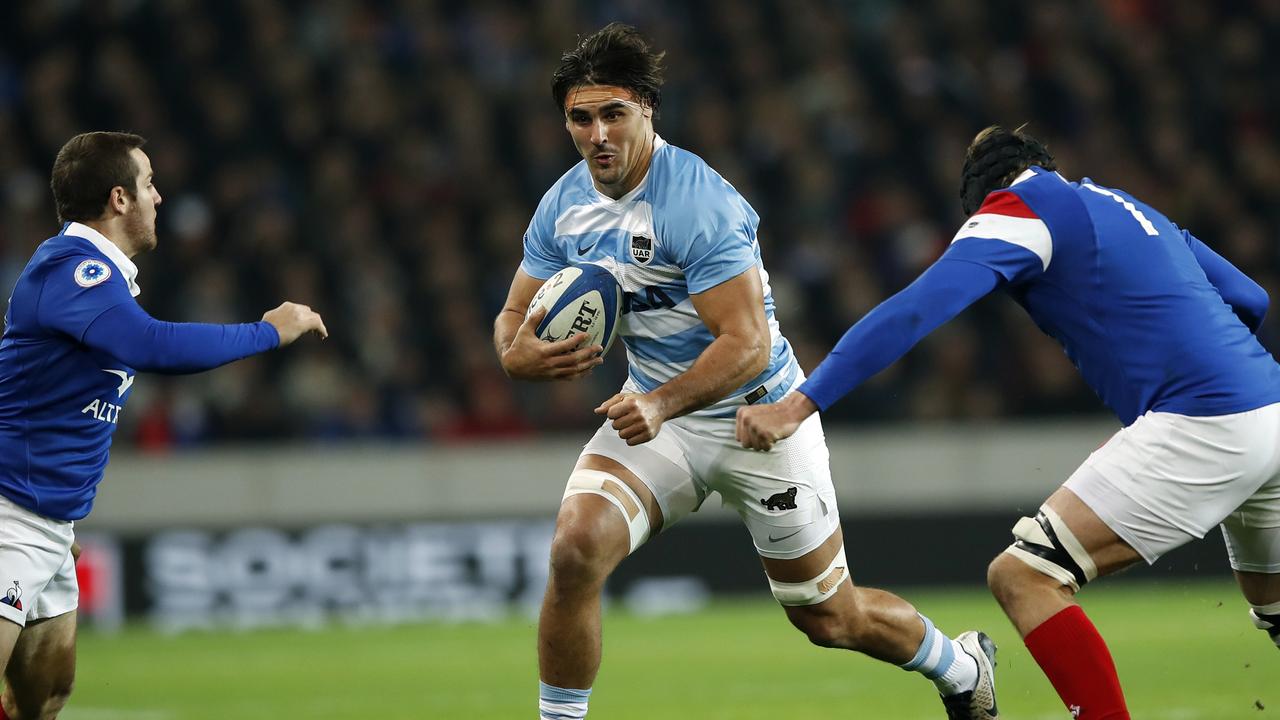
[56,579,1276,719]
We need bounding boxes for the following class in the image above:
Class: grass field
[55,579,1275,719]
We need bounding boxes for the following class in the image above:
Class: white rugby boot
[939,631,998,719]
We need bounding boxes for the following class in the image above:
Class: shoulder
[533,162,596,222]
[650,140,757,228]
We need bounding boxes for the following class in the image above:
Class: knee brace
[767,546,849,606]
[1003,505,1098,592]
[564,469,651,555]
[1249,600,1280,650]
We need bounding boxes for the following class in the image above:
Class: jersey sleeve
[519,191,565,280]
[1182,228,1268,333]
[798,259,1003,411]
[82,302,279,374]
[944,190,1052,284]
[35,255,137,341]
[660,170,759,294]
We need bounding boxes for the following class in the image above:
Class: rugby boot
[940,631,998,719]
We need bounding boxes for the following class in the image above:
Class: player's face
[564,86,654,198]
[124,148,162,254]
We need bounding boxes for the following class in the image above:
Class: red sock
[1024,605,1130,719]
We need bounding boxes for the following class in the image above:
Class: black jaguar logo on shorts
[630,234,653,265]
[760,487,798,511]
[1,580,22,612]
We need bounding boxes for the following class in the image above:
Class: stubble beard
[124,207,157,255]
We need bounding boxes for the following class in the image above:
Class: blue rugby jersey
[800,167,1280,425]
[521,136,801,417]
[0,222,279,520]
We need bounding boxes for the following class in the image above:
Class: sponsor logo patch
[74,259,112,287]
[1,580,22,612]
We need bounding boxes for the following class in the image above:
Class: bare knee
[988,552,1068,607]
[547,516,627,592]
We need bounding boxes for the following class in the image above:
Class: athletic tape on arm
[564,469,651,554]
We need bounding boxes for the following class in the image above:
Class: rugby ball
[527,264,622,355]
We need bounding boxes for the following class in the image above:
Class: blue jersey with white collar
[0,222,280,520]
[521,136,801,417]
[801,167,1280,425]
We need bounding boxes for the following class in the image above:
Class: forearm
[494,308,524,357]
[651,330,768,420]
[83,303,279,374]
[800,259,999,411]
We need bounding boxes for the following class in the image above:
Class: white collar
[1010,167,1068,187]
[63,222,141,297]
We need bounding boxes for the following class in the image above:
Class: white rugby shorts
[0,493,78,627]
[1065,403,1280,572]
[580,391,839,560]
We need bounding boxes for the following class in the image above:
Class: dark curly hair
[551,23,664,112]
[960,125,1056,215]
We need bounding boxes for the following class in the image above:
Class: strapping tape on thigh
[564,469,650,554]
[768,546,849,606]
[1006,505,1098,592]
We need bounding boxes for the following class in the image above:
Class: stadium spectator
[0,1,1276,446]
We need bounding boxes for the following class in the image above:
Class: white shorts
[0,494,78,627]
[580,395,839,560]
[1064,404,1280,572]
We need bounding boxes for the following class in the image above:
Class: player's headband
[564,86,650,117]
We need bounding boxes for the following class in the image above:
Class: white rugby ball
[527,264,622,355]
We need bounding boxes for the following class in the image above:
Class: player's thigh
[572,418,706,545]
[4,610,76,707]
[706,412,839,560]
[1222,461,1280,604]
[1061,408,1280,573]
[0,618,19,673]
[1041,485,1143,578]
[0,495,77,635]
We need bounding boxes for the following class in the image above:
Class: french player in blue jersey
[0,132,327,719]
[495,24,997,720]
[739,125,1280,718]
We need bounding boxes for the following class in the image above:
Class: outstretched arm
[1183,229,1268,333]
[81,301,325,373]
[737,259,1002,450]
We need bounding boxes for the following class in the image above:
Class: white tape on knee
[768,546,849,607]
[1249,600,1280,650]
[564,469,651,555]
[1005,504,1098,592]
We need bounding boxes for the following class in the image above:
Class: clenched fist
[263,302,329,346]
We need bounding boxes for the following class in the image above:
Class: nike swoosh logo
[767,529,803,543]
[102,368,135,397]
[577,240,596,254]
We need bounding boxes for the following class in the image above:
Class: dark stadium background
[0,0,1273,628]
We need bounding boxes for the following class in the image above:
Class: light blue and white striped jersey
[521,136,800,418]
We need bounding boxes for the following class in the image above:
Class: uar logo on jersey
[80,368,134,425]
[630,234,654,265]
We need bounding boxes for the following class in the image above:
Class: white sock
[899,614,979,695]
[539,680,591,719]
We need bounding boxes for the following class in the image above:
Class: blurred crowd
[1,0,1278,447]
